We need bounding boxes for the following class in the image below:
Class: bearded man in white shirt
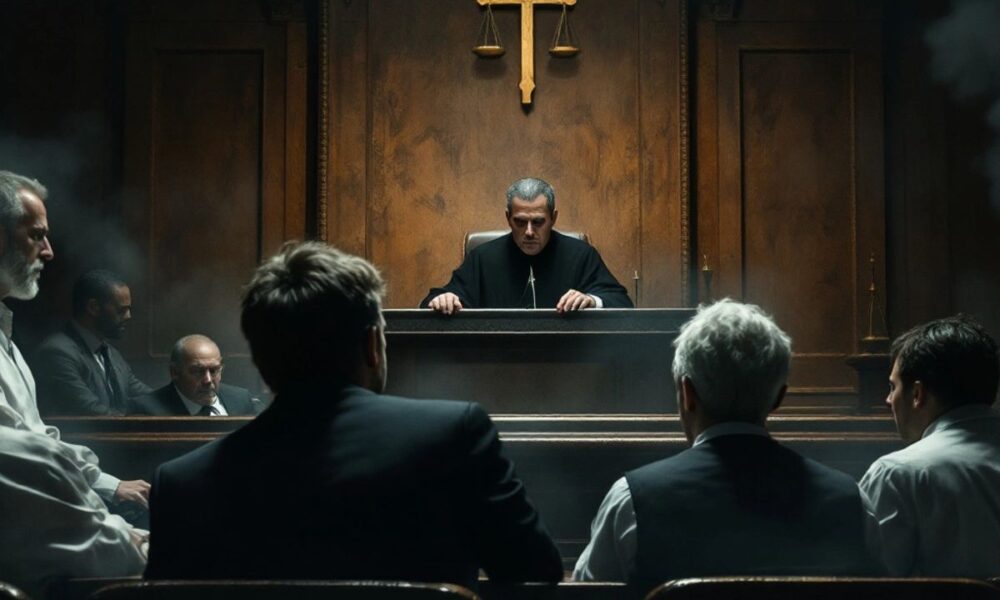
[0,171,146,590]
[860,315,1000,577]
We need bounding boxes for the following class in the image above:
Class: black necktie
[97,344,122,412]
[197,404,214,417]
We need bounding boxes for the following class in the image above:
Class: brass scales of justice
[473,0,579,105]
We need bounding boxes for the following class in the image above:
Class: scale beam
[476,0,577,105]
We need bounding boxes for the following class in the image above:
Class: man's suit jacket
[625,433,874,588]
[33,324,152,416]
[129,383,262,416]
[145,383,563,587]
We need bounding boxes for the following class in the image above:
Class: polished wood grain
[323,0,687,309]
[699,17,885,408]
[122,8,307,386]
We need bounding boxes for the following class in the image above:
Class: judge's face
[506,195,557,256]
[171,340,223,405]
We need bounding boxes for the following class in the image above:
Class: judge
[421,177,633,313]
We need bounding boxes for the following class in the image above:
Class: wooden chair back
[644,577,1000,600]
[88,581,480,600]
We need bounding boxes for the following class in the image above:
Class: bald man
[129,335,262,416]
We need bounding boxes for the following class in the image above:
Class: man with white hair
[574,299,874,586]
[0,171,144,593]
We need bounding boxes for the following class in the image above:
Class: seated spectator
[860,315,1000,577]
[574,299,874,587]
[0,428,145,597]
[0,171,150,516]
[34,270,152,416]
[145,242,563,588]
[130,334,262,416]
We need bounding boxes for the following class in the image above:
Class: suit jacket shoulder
[147,385,561,585]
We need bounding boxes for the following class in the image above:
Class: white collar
[922,403,1000,439]
[174,385,224,416]
[692,421,770,447]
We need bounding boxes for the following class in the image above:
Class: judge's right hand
[428,293,463,315]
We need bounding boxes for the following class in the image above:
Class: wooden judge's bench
[49,309,901,567]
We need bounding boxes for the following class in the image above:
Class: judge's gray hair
[241,241,385,393]
[0,171,47,240]
[672,299,792,423]
[506,177,556,214]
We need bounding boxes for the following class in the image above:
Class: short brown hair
[240,241,385,394]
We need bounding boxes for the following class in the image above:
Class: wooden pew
[49,413,900,568]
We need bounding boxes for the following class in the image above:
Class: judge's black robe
[420,232,633,308]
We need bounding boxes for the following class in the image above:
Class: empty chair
[644,577,1000,600]
[89,581,479,600]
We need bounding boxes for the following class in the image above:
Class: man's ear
[911,380,927,409]
[550,208,558,226]
[680,376,699,414]
[168,364,180,382]
[86,298,101,318]
[770,384,787,414]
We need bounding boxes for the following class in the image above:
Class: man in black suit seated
[130,334,262,416]
[34,270,152,416]
[574,299,875,587]
[145,241,563,587]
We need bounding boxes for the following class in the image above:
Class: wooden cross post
[477,0,577,105]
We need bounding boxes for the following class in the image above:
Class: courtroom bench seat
[87,581,479,600]
[644,577,1000,600]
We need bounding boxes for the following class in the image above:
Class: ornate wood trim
[317,0,330,241]
[679,0,691,304]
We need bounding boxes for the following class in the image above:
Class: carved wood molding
[698,0,738,21]
[679,0,691,304]
[265,0,305,22]
[317,0,330,240]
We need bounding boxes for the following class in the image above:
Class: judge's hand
[428,292,463,315]
[556,289,596,313]
[115,479,151,508]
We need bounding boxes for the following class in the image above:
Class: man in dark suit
[145,242,562,587]
[130,334,262,416]
[574,299,876,587]
[34,270,152,416]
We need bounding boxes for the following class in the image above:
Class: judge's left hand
[556,289,596,313]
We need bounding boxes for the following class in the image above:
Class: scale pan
[473,45,505,57]
[549,45,579,57]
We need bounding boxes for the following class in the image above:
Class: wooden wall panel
[323,0,688,308]
[702,19,885,407]
[123,14,307,389]
[148,50,263,359]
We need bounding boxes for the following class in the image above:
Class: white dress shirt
[0,428,144,597]
[0,302,120,498]
[175,386,228,416]
[572,422,770,582]
[860,403,1000,577]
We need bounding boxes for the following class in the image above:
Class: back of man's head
[0,171,47,243]
[672,298,792,423]
[506,177,556,213]
[72,270,126,316]
[892,315,1000,408]
[241,241,385,394]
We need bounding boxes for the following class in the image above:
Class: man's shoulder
[35,324,80,355]
[130,384,179,415]
[366,392,479,420]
